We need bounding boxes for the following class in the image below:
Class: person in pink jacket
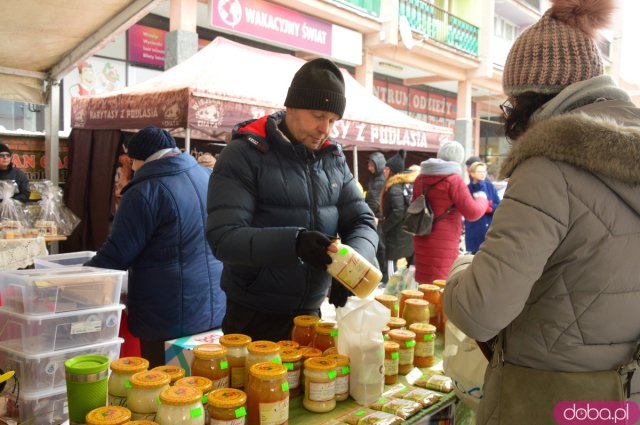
[412,141,488,284]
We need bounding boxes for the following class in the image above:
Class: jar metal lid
[404,298,429,307]
[299,347,322,359]
[400,289,424,298]
[174,376,213,394]
[384,341,400,351]
[207,388,247,408]
[293,315,320,327]
[375,294,398,302]
[409,323,437,333]
[193,343,227,359]
[249,362,288,379]
[304,357,337,371]
[85,406,131,425]
[110,357,149,374]
[387,317,406,326]
[325,354,349,366]
[159,386,202,406]
[314,322,337,335]
[418,284,440,292]
[247,340,280,354]
[276,340,300,349]
[280,348,302,362]
[388,329,417,341]
[130,371,171,388]
[219,334,252,347]
[151,366,185,382]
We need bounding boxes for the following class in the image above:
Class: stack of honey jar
[84,315,351,424]
[375,279,445,385]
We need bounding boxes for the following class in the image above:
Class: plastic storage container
[0,304,124,353]
[17,385,69,425]
[0,337,123,392]
[33,251,97,268]
[0,266,124,314]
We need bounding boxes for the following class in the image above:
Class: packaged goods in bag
[327,241,382,299]
[336,297,390,405]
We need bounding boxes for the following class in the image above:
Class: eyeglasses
[0,153,10,158]
[500,100,514,119]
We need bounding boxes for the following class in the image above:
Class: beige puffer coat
[443,88,640,424]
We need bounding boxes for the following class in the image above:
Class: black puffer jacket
[365,152,386,217]
[206,111,377,315]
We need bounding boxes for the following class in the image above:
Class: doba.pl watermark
[554,401,640,424]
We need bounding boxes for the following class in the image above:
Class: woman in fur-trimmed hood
[443,0,640,423]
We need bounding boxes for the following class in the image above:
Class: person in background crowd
[464,161,501,253]
[443,1,640,423]
[206,58,377,341]
[464,155,481,176]
[197,152,216,171]
[412,141,487,285]
[0,143,30,203]
[379,150,416,279]
[365,151,387,281]
[86,127,225,367]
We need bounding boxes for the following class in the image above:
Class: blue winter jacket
[464,180,501,253]
[206,111,378,316]
[87,152,225,341]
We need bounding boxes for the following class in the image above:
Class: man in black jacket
[206,58,378,341]
[0,143,30,203]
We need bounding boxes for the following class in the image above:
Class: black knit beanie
[127,127,176,161]
[284,58,346,118]
[0,143,11,155]
[385,150,407,174]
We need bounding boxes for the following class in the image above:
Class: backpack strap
[423,176,454,222]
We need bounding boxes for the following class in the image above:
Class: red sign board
[128,24,166,67]
[373,81,409,110]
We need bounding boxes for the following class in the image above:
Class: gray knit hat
[437,141,465,164]
[503,0,614,97]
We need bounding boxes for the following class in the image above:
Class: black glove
[329,280,351,308]
[296,230,333,269]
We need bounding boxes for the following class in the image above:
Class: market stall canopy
[72,37,452,152]
[0,0,162,104]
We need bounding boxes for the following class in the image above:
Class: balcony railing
[398,0,479,56]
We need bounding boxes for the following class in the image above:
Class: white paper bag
[336,297,390,405]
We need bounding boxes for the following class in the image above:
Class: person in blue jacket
[206,58,378,341]
[464,161,501,253]
[86,127,225,367]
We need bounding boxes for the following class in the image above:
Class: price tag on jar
[405,368,424,385]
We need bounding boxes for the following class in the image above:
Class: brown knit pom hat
[503,0,615,97]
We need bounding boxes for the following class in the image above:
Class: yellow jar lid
[193,343,227,360]
[384,341,400,351]
[387,317,406,327]
[247,340,280,354]
[304,357,337,371]
[409,323,437,334]
[299,347,322,359]
[280,348,302,362]
[130,371,171,388]
[325,354,349,367]
[388,329,417,341]
[432,279,446,288]
[110,357,149,374]
[126,421,159,425]
[418,284,440,292]
[249,362,287,380]
[400,289,424,298]
[322,347,338,356]
[405,298,429,307]
[314,322,337,335]
[207,388,247,408]
[85,406,131,425]
[151,366,185,382]
[174,376,213,394]
[375,294,398,302]
[159,386,202,406]
[277,340,300,349]
[219,334,252,347]
[293,315,320,327]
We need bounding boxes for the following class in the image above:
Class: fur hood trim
[384,168,418,191]
[499,113,640,184]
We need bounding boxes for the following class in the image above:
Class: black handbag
[402,177,451,236]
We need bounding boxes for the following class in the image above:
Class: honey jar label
[335,254,368,290]
[308,381,336,402]
[415,341,435,357]
[335,375,349,395]
[212,376,230,390]
[210,418,246,425]
[384,358,398,376]
[258,398,289,425]
[399,348,415,365]
[287,369,301,389]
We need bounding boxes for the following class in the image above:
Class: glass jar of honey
[402,298,430,328]
[126,421,160,425]
[387,329,416,375]
[409,323,437,367]
[174,376,213,422]
[109,357,149,407]
[322,347,338,356]
[387,317,406,331]
[277,340,300,350]
[291,315,320,346]
[156,386,205,425]
[383,341,400,385]
[326,241,382,299]
[399,290,424,318]
[127,371,171,420]
[151,365,185,385]
[280,348,303,398]
[311,322,338,353]
[219,334,251,389]
[245,341,281,388]
[432,280,447,332]
[418,284,442,331]
[299,347,323,394]
[85,406,132,425]
[207,388,247,425]
[381,326,391,341]
[246,362,289,425]
[374,294,399,318]
[303,357,337,413]
[191,344,229,389]
[324,354,350,402]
